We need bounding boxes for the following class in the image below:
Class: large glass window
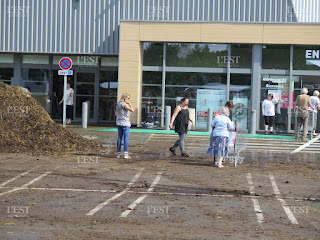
[260,74,294,132]
[23,55,49,64]
[262,45,290,69]
[230,44,252,68]
[229,74,251,129]
[141,71,162,125]
[167,43,228,68]
[99,71,118,121]
[22,68,50,112]
[0,54,14,63]
[101,57,118,67]
[75,73,95,118]
[294,45,320,70]
[0,68,14,85]
[165,72,227,129]
[143,42,163,66]
[292,75,320,132]
[51,72,74,119]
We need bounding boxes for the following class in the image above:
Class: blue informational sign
[196,89,227,129]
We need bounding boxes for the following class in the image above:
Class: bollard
[82,102,88,128]
[207,108,213,132]
[294,110,298,138]
[165,106,171,130]
[250,110,256,134]
[188,108,195,130]
[310,111,315,140]
[85,100,90,124]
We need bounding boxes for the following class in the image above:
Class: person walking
[207,107,234,168]
[310,90,320,136]
[116,93,134,159]
[169,98,195,157]
[215,100,234,117]
[261,93,278,134]
[294,88,314,141]
[59,82,74,124]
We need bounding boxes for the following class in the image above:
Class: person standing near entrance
[169,98,195,157]
[294,87,314,141]
[59,82,74,124]
[116,93,134,159]
[261,93,278,134]
[310,90,320,136]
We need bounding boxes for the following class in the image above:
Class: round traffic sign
[59,57,72,70]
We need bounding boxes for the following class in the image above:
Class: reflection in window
[260,74,294,132]
[230,45,252,68]
[99,71,118,121]
[262,45,290,69]
[230,74,251,129]
[167,43,228,68]
[165,72,227,129]
[99,71,118,96]
[141,71,163,125]
[22,69,49,93]
[23,55,49,64]
[0,68,13,85]
[21,68,49,112]
[143,42,163,66]
[22,69,49,82]
[293,45,320,70]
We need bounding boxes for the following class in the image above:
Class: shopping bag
[230,131,237,145]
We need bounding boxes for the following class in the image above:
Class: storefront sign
[196,89,226,129]
[262,77,287,83]
[262,75,294,109]
[77,56,99,66]
[306,50,320,67]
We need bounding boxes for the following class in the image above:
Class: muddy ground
[0,128,319,240]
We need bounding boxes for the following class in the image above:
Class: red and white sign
[59,57,72,70]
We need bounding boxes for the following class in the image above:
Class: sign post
[58,57,73,128]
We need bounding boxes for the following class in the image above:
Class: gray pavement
[0,126,319,240]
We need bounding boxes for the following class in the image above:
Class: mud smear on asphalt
[0,82,103,154]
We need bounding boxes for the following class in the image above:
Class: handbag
[297,108,309,119]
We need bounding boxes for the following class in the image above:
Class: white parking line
[0,171,29,187]
[0,172,51,197]
[290,135,320,154]
[120,172,163,218]
[246,173,265,225]
[269,174,299,224]
[86,168,144,216]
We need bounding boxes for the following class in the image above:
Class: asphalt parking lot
[0,129,319,240]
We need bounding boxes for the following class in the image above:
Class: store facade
[118,22,320,132]
[0,53,118,122]
[1,0,320,131]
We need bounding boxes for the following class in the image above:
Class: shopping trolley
[226,123,248,167]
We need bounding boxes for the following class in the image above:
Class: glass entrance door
[51,71,74,120]
[74,71,96,121]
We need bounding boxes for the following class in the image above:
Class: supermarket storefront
[118,22,320,132]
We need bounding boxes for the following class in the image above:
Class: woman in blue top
[207,107,233,168]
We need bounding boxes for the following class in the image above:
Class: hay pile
[0,82,103,154]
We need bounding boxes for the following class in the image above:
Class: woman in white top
[310,90,320,136]
[261,93,278,134]
[59,82,74,124]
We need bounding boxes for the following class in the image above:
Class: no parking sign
[59,57,72,70]
[59,57,73,128]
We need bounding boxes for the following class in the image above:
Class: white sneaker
[124,154,131,159]
[116,153,121,159]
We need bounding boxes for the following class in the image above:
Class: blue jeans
[117,126,130,153]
